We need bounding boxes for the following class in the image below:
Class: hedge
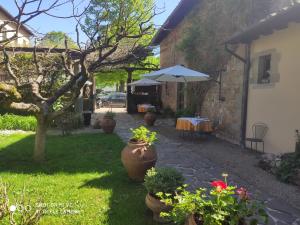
[0,114,37,131]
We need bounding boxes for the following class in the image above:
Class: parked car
[100,92,127,108]
[96,93,110,108]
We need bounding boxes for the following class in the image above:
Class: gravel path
[94,108,300,225]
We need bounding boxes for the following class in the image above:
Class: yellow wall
[247,22,300,154]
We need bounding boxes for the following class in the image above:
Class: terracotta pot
[144,112,157,126]
[93,118,102,129]
[101,116,116,134]
[145,193,171,223]
[185,215,198,225]
[121,140,157,181]
[185,214,246,225]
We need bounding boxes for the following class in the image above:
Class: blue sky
[0,0,181,41]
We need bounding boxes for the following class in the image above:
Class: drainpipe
[225,43,251,148]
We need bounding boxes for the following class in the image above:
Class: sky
[0,0,181,41]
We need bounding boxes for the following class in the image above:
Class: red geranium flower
[211,180,227,191]
[237,187,249,200]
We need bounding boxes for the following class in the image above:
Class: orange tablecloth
[137,104,155,113]
[176,118,213,132]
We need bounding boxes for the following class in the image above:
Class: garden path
[95,108,300,225]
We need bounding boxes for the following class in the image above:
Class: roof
[226,3,300,44]
[0,46,81,59]
[151,0,199,45]
[0,5,34,36]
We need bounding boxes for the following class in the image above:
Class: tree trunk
[34,116,48,162]
[119,80,125,92]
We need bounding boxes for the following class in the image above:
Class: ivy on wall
[178,0,275,111]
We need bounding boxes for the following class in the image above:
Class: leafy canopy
[38,31,77,49]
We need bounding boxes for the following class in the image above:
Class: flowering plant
[158,174,268,225]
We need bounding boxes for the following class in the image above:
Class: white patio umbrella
[128,78,161,86]
[143,65,210,82]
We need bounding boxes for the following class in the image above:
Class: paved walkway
[93,108,300,225]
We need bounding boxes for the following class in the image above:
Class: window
[258,54,271,84]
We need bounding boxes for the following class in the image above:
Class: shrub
[162,107,174,118]
[130,126,157,145]
[0,114,36,131]
[104,111,116,119]
[175,108,195,119]
[275,153,300,183]
[144,167,184,196]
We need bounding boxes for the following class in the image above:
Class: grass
[0,133,159,225]
[0,114,37,131]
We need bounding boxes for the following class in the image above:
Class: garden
[0,126,269,225]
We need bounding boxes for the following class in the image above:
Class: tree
[0,0,156,162]
[38,31,78,49]
[95,56,159,89]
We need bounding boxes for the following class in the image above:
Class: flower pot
[101,116,116,134]
[185,214,246,225]
[185,215,198,225]
[144,112,157,126]
[93,118,102,129]
[145,193,171,223]
[121,140,157,181]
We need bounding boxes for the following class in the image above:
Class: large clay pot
[121,140,157,181]
[185,214,246,225]
[144,112,157,126]
[145,193,171,223]
[185,215,198,225]
[93,118,102,129]
[101,116,116,134]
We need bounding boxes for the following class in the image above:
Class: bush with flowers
[157,174,268,225]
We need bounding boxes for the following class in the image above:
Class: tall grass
[0,114,37,131]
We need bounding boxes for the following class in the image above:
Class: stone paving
[94,108,300,225]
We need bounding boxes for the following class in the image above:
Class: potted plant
[144,167,184,223]
[121,126,157,181]
[101,111,116,134]
[144,108,157,126]
[296,130,300,155]
[159,174,268,225]
[93,117,102,129]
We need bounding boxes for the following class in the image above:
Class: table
[176,117,213,133]
[137,104,155,113]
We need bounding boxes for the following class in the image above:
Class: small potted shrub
[159,174,268,225]
[296,130,300,155]
[101,111,116,134]
[144,107,157,126]
[144,167,184,223]
[93,117,102,129]
[121,126,157,181]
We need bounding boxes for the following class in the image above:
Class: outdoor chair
[246,123,268,152]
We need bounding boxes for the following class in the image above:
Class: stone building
[152,0,299,152]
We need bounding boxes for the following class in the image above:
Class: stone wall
[201,47,245,144]
[160,19,187,112]
[158,0,294,142]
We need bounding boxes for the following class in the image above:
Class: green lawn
[0,133,159,225]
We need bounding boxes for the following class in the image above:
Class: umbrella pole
[184,82,188,108]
